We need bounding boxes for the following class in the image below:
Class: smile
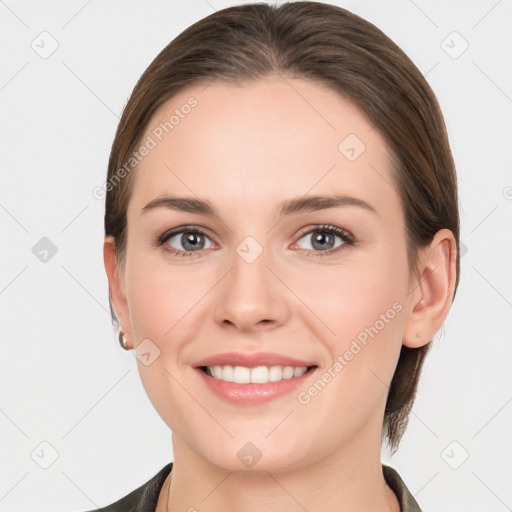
[196,364,318,405]
[201,364,313,384]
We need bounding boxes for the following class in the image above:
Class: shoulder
[80,462,173,512]
[382,464,423,512]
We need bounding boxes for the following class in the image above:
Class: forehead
[130,76,398,217]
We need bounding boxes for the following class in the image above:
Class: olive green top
[84,462,422,512]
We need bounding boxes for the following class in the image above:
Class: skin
[104,75,457,512]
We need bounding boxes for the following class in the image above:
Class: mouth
[192,351,319,404]
[198,364,318,384]
[195,364,319,404]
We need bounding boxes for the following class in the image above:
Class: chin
[196,436,311,475]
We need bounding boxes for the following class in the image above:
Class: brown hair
[104,1,460,451]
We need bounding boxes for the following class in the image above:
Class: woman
[95,2,459,511]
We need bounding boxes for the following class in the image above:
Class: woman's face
[116,76,418,472]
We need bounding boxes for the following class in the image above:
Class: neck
[161,415,399,512]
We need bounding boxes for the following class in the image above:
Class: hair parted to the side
[104,1,460,451]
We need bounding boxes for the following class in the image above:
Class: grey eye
[165,231,214,252]
[296,230,345,251]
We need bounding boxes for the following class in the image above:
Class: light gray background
[1,1,511,511]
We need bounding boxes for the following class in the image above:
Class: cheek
[291,248,408,378]
[299,257,406,330]
[124,251,210,341]
[289,261,407,442]
[122,252,208,432]
[331,271,405,345]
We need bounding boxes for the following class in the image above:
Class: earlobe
[403,229,457,348]
[103,237,132,336]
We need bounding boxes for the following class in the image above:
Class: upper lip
[193,352,317,369]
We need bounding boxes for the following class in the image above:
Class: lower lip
[195,367,317,405]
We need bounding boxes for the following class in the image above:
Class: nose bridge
[214,234,289,330]
[232,235,269,289]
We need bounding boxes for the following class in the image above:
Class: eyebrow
[140,194,378,218]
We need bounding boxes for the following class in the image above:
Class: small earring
[416,333,422,338]
[119,330,130,350]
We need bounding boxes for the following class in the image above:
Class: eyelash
[154,224,355,258]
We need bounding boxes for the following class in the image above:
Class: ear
[103,236,133,343]
[403,229,458,348]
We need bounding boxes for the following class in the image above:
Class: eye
[292,225,354,255]
[155,224,354,258]
[157,226,215,256]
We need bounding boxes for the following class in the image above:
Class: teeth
[233,366,251,384]
[205,365,309,383]
[250,366,269,383]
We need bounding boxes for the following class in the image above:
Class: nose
[213,242,290,332]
